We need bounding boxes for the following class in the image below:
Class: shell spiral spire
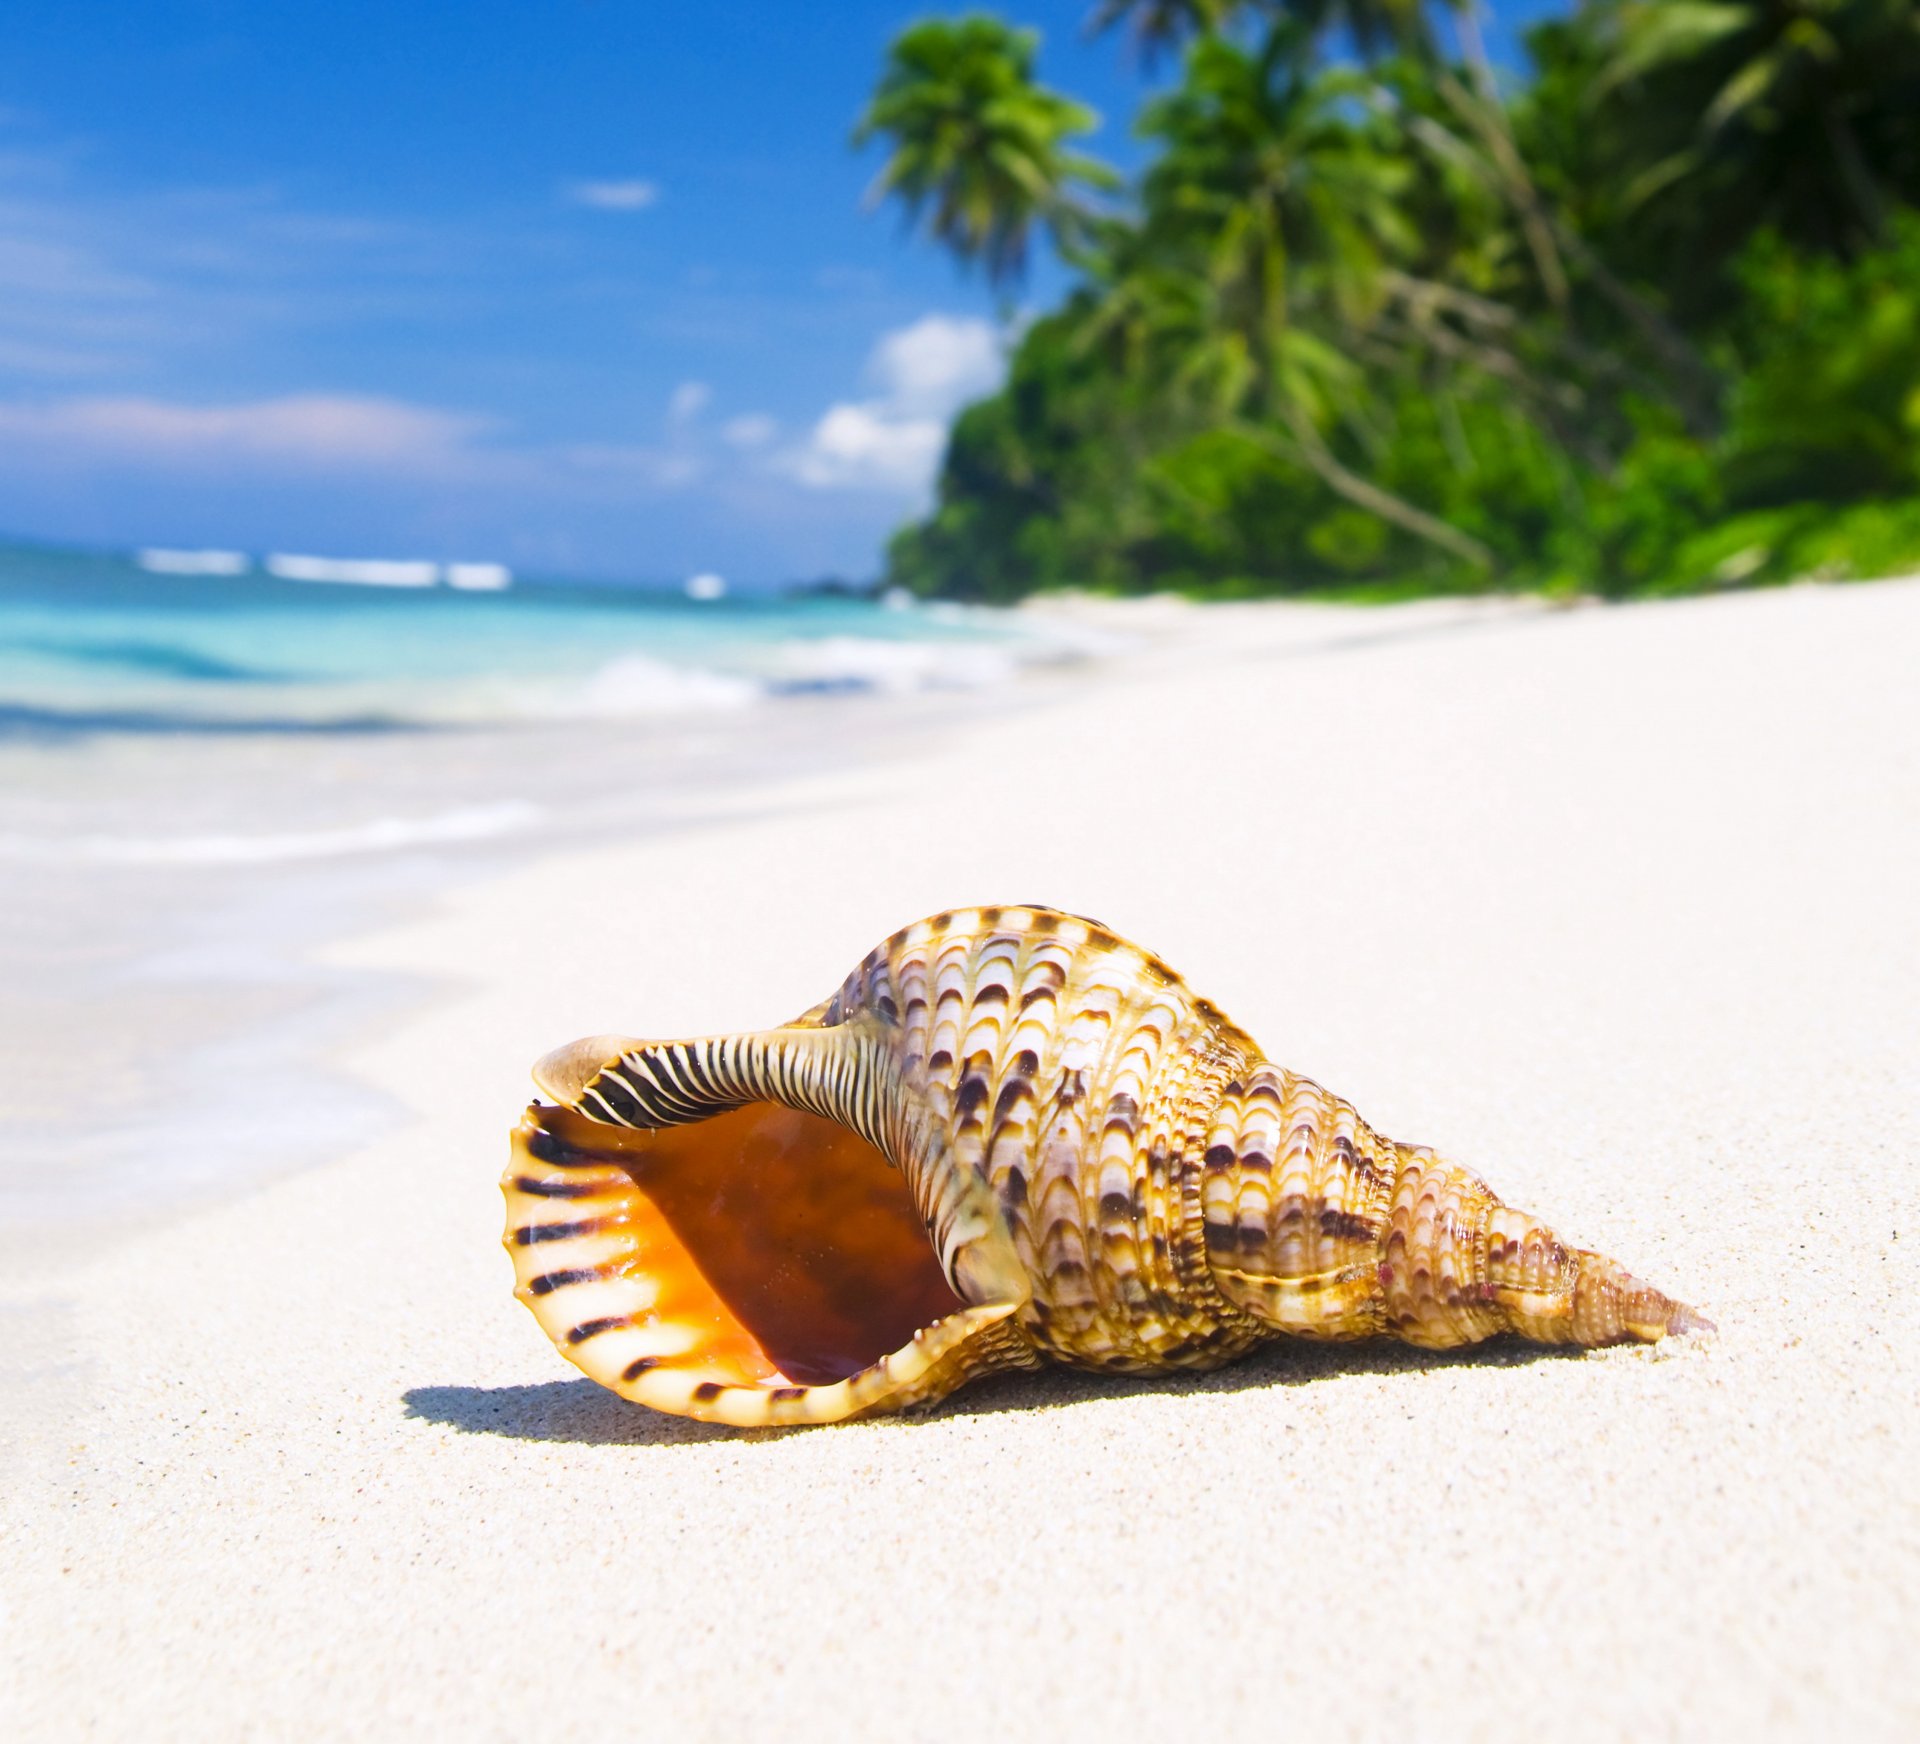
[503,906,1709,1427]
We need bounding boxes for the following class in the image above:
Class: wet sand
[4,582,1917,1740]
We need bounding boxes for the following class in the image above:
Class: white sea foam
[553,653,762,718]
[548,634,1040,719]
[444,562,513,591]
[137,548,252,576]
[266,553,441,587]
[544,631,1046,719]
[767,634,1020,695]
[0,801,542,866]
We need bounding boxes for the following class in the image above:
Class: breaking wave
[547,634,1040,719]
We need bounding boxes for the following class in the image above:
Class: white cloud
[0,388,733,501]
[721,412,777,448]
[787,403,947,492]
[668,380,711,423]
[564,179,659,212]
[781,314,1003,494]
[0,393,493,475]
[0,183,176,377]
[0,140,502,390]
[869,314,1004,417]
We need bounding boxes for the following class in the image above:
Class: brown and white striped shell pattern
[504,905,1709,1427]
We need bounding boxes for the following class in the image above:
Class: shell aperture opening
[506,1101,966,1393]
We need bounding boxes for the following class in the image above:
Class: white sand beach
[5,581,1918,1740]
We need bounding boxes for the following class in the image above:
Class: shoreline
[0,637,1110,1262]
[0,588,1545,1259]
[5,582,1917,1737]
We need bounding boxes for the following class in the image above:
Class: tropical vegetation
[855,1,1920,600]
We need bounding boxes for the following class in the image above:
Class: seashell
[504,905,1709,1427]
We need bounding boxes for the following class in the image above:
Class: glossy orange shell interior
[516,1102,964,1389]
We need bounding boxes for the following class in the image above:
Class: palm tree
[1087,0,1248,60]
[1287,0,1445,61]
[1128,33,1493,565]
[1598,0,1920,261]
[854,16,1119,288]
[1374,44,1723,432]
[1142,35,1416,330]
[1091,0,1447,62]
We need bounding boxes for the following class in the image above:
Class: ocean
[0,542,1111,1245]
[0,541,1075,740]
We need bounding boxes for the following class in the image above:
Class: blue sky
[0,1,1563,586]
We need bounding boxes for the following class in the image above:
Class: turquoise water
[0,539,1105,1231]
[0,541,1055,734]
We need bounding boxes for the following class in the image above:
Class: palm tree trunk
[1443,7,1571,313]
[1235,412,1496,571]
[1539,218,1722,434]
[1822,102,1885,247]
[1431,30,1722,438]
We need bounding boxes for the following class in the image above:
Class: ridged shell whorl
[504,905,1708,1427]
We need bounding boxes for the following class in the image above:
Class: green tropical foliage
[1597,1,1920,276]
[862,1,1920,600]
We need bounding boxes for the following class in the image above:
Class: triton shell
[504,905,1708,1427]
